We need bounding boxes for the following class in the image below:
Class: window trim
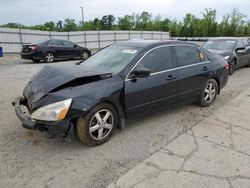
[125,44,208,81]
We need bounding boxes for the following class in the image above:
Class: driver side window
[136,46,174,73]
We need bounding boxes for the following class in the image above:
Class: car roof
[116,40,199,48]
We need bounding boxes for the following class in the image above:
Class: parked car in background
[20,39,91,63]
[203,38,250,75]
[13,40,229,146]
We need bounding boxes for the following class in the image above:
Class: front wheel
[76,103,117,146]
[80,51,90,60]
[229,60,236,75]
[197,79,218,107]
[44,52,55,63]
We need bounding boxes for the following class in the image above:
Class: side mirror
[129,68,150,79]
[236,47,246,54]
[73,44,78,48]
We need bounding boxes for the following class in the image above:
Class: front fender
[47,76,126,128]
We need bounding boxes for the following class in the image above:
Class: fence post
[19,27,23,47]
[114,30,117,43]
[67,32,70,41]
[98,31,101,50]
[84,31,87,47]
[128,30,131,40]
[151,31,153,40]
[141,30,143,39]
[49,31,52,39]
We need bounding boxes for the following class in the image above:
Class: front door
[124,46,178,117]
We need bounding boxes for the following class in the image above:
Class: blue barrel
[0,47,3,57]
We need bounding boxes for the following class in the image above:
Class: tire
[80,51,90,60]
[76,103,117,146]
[197,79,218,107]
[229,59,236,75]
[44,52,55,63]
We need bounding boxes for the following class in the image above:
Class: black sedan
[13,40,229,146]
[20,39,91,63]
[203,38,250,75]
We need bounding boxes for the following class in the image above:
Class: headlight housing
[31,99,72,121]
[224,55,230,60]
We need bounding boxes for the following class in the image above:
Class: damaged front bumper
[13,97,36,130]
[12,97,72,135]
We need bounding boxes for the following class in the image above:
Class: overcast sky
[1,0,250,25]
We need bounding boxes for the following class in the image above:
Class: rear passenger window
[174,46,200,67]
[137,46,173,73]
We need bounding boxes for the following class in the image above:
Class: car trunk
[22,45,33,53]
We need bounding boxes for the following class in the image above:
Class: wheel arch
[212,77,220,94]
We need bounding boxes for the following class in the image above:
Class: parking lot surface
[0,56,250,188]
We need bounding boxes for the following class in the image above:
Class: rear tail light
[224,63,229,70]
[31,45,38,51]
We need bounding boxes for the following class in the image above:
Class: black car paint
[20,39,91,62]
[203,38,250,70]
[14,40,229,136]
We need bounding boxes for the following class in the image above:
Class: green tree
[101,15,115,30]
[118,15,135,30]
[44,21,55,31]
[63,18,77,32]
[200,9,217,37]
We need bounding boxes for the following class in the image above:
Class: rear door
[48,40,66,57]
[173,45,211,102]
[124,46,178,117]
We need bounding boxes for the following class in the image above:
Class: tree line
[1,8,250,37]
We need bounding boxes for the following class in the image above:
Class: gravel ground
[0,56,250,188]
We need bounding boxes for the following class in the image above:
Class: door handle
[202,66,209,71]
[166,75,176,80]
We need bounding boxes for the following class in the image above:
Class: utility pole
[80,6,84,31]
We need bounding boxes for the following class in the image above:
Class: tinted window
[49,40,63,47]
[63,40,75,48]
[137,46,173,73]
[174,46,200,67]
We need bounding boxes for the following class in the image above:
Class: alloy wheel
[45,53,54,63]
[89,109,114,141]
[81,51,89,60]
[204,82,216,103]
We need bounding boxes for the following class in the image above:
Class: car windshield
[203,40,237,51]
[80,45,142,74]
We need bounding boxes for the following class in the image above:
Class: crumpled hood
[23,64,111,103]
[207,49,233,56]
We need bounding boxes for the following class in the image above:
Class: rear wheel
[197,79,218,107]
[76,103,117,146]
[44,52,54,63]
[80,51,89,60]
